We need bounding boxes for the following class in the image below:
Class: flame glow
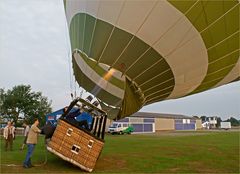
[103,68,115,80]
[91,68,116,96]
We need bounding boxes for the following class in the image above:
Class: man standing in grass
[3,121,15,151]
[23,118,41,168]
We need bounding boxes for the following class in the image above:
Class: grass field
[0,130,239,173]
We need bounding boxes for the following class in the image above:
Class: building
[201,116,218,129]
[45,109,202,134]
[107,112,202,133]
[207,116,218,128]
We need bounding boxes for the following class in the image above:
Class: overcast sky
[0,0,239,120]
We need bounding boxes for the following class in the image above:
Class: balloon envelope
[65,0,239,119]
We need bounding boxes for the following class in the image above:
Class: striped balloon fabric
[64,0,239,119]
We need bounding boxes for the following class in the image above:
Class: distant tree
[0,85,52,126]
[193,116,199,119]
[224,117,240,126]
[216,117,222,128]
[0,88,4,105]
[200,116,207,122]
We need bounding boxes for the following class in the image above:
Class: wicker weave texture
[48,119,104,171]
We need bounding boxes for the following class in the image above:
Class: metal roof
[131,112,199,120]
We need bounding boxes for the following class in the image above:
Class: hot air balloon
[47,0,239,172]
[65,0,240,120]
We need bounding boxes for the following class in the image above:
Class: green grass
[0,131,239,173]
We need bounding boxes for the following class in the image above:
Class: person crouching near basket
[23,118,41,168]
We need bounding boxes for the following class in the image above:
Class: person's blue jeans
[23,144,35,167]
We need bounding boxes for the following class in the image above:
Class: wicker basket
[47,119,104,172]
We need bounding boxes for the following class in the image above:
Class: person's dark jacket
[41,122,56,139]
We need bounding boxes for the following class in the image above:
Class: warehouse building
[45,109,202,134]
[107,112,202,133]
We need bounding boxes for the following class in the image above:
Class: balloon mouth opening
[73,49,126,81]
[72,49,125,104]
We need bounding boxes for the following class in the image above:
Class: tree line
[0,85,52,127]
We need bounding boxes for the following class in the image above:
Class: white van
[108,122,133,134]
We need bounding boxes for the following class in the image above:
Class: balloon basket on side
[47,98,107,172]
